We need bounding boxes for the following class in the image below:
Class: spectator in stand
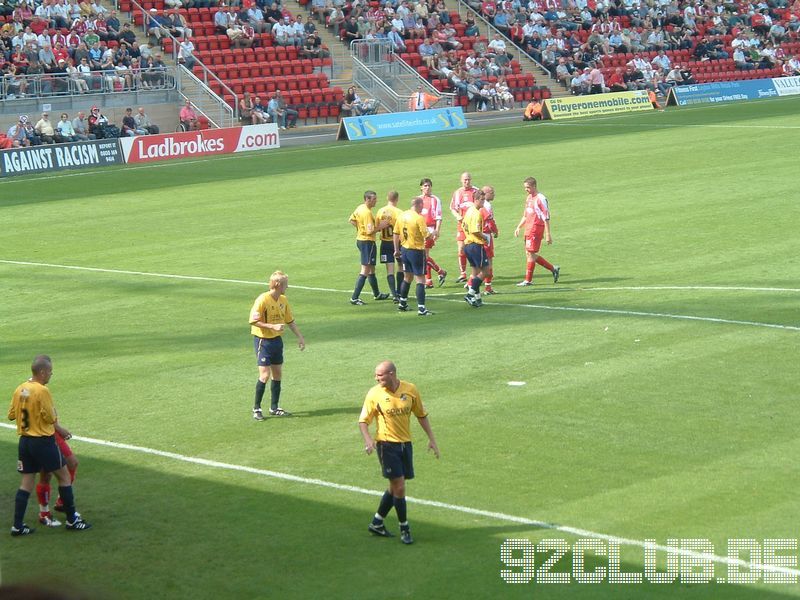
[179,98,199,130]
[665,64,685,86]
[587,61,605,94]
[343,15,360,43]
[71,110,93,140]
[34,111,58,143]
[301,31,328,59]
[214,6,231,35]
[570,67,590,94]
[7,116,30,147]
[239,91,255,123]
[134,106,159,134]
[55,112,76,142]
[253,95,270,124]
[268,90,298,129]
[784,55,800,76]
[607,66,627,91]
[166,10,192,40]
[87,104,110,137]
[247,4,269,34]
[178,36,196,69]
[733,44,757,69]
[146,8,167,45]
[272,15,293,46]
[120,106,144,136]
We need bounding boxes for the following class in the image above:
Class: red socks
[536,256,554,272]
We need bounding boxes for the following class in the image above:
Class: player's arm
[8,399,16,421]
[416,415,440,458]
[393,230,402,257]
[54,419,72,440]
[349,217,358,229]
[543,218,552,244]
[286,320,305,350]
[449,195,461,221]
[359,421,376,454]
[514,213,526,237]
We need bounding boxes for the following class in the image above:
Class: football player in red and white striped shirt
[420,178,447,288]
[449,172,480,282]
[513,177,559,286]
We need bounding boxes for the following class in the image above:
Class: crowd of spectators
[462,0,800,96]
[0,0,171,98]
[0,104,160,147]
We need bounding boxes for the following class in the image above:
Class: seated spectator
[665,65,685,86]
[120,106,144,136]
[177,36,196,70]
[570,67,590,95]
[733,45,757,69]
[134,106,159,134]
[56,112,77,142]
[87,104,112,138]
[146,9,167,45]
[267,90,298,129]
[252,96,269,124]
[72,110,95,140]
[214,7,232,35]
[784,55,800,76]
[301,32,329,59]
[239,91,255,123]
[341,85,361,117]
[607,67,627,92]
[34,111,57,143]
[179,98,199,130]
[7,116,31,147]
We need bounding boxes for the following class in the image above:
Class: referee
[8,355,91,535]
[359,361,439,544]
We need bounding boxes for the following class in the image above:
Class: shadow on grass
[1,438,797,600]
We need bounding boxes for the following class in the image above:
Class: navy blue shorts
[357,240,377,266]
[379,241,397,264]
[254,336,284,366]
[17,435,64,474]
[464,243,489,268]
[377,441,414,480]
[401,248,425,276]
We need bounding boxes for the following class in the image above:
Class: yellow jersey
[250,292,294,339]
[462,204,486,245]
[8,380,56,437]
[375,204,403,243]
[359,380,428,443]
[396,210,428,251]
[349,203,377,241]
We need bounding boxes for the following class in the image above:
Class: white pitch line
[0,423,795,577]
[1,259,797,332]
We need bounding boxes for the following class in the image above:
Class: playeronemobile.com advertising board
[543,91,653,120]
[0,139,123,178]
[337,107,467,141]
[119,123,280,163]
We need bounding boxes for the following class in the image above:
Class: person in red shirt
[478,185,499,294]
[449,172,480,283]
[419,178,447,288]
[513,176,559,286]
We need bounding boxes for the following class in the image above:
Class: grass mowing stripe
[2,259,797,332]
[1,422,795,578]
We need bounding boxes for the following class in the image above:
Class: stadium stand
[460,0,800,98]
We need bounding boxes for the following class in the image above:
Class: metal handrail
[178,68,234,128]
[350,39,453,111]
[127,0,239,119]
[456,0,553,76]
[1,68,178,101]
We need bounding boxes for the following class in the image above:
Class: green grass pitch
[1,97,799,599]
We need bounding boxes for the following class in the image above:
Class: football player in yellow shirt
[359,361,439,544]
[8,355,91,535]
[348,190,392,305]
[462,188,490,307]
[394,196,434,316]
[375,190,405,303]
[249,271,306,420]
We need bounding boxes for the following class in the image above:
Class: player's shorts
[254,335,284,366]
[525,228,545,253]
[356,240,377,266]
[379,240,396,264]
[17,435,64,474]
[464,242,489,268]
[377,441,414,480]
[401,248,425,276]
[55,430,73,459]
[425,227,436,249]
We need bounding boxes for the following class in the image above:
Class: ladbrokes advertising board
[119,124,280,163]
[544,91,653,120]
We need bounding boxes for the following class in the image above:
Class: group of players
[348,172,560,316]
